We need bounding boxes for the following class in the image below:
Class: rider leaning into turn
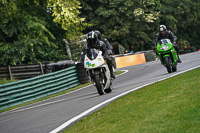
[153,25,182,63]
[80,31,116,79]
[94,30,116,74]
[94,30,113,54]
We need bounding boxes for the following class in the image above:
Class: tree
[159,0,200,48]
[0,0,86,65]
[48,0,86,38]
[79,0,200,51]
[79,0,160,51]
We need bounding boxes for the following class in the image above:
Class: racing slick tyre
[164,56,172,73]
[94,74,104,95]
[172,65,177,72]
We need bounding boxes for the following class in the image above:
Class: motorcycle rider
[80,31,116,79]
[94,30,116,68]
[94,30,113,54]
[153,25,182,63]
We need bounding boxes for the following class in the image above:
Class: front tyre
[164,56,172,73]
[94,74,104,95]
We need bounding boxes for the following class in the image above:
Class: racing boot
[108,63,116,79]
[176,51,182,63]
[110,69,116,79]
[178,55,182,63]
[174,45,182,63]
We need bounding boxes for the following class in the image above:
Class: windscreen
[158,39,171,45]
[87,48,99,60]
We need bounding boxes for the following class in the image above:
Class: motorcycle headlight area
[160,46,169,50]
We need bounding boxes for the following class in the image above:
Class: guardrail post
[8,65,12,80]
[63,39,72,60]
[39,63,44,75]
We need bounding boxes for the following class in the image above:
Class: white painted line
[116,70,129,76]
[50,65,200,133]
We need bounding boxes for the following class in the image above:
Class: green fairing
[156,39,179,73]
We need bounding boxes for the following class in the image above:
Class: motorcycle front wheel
[94,74,104,95]
[164,56,172,73]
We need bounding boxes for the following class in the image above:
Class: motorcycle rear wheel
[94,74,104,95]
[172,65,177,72]
[104,86,112,93]
[164,56,172,73]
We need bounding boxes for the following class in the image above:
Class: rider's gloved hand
[107,50,113,55]
[172,41,177,46]
[154,47,158,56]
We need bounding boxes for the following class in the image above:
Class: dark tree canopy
[0,0,85,65]
[79,0,200,51]
[0,0,199,65]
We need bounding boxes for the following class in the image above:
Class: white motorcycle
[84,48,115,95]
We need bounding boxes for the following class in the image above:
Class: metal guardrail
[0,63,45,80]
[0,66,79,110]
[0,60,75,80]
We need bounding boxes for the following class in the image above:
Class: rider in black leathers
[153,25,182,63]
[94,30,116,70]
[94,30,113,54]
[80,31,116,78]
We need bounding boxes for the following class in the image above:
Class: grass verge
[0,71,124,113]
[0,78,18,85]
[64,68,200,133]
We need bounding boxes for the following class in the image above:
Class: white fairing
[84,51,104,69]
[84,50,111,90]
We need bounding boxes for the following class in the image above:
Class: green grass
[115,70,124,75]
[64,68,200,133]
[0,78,18,85]
[0,71,124,113]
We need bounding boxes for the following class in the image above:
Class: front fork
[87,68,105,86]
[159,49,176,66]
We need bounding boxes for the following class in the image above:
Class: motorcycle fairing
[157,39,178,66]
[84,49,111,90]
[84,51,105,69]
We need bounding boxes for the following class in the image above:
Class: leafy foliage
[79,0,161,52]
[158,0,200,48]
[79,0,200,51]
[0,0,200,65]
[0,0,86,65]
[48,0,86,38]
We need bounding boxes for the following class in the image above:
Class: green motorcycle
[156,39,179,73]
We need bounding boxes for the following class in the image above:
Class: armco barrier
[76,63,90,84]
[0,60,75,80]
[0,66,79,110]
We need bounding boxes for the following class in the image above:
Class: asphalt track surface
[0,51,200,133]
